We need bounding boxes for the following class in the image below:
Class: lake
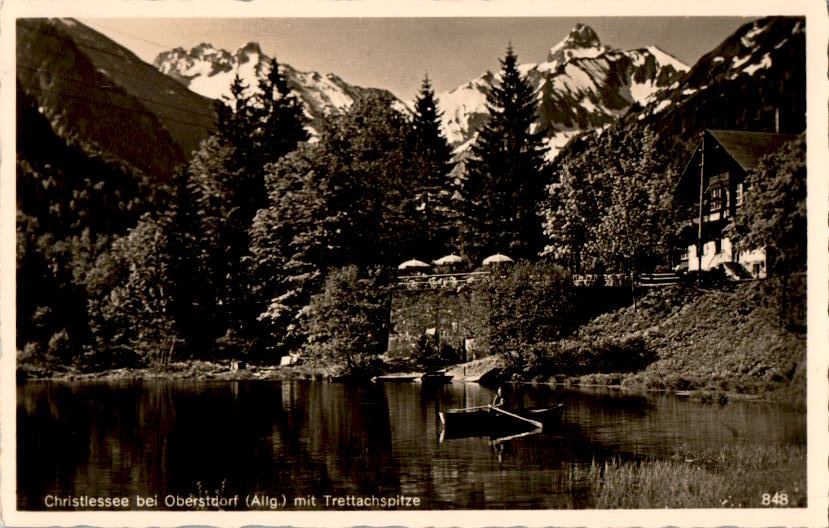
[16,379,805,510]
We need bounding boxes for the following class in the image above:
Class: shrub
[47,328,72,361]
[663,374,698,391]
[525,336,656,378]
[74,345,146,372]
[485,260,575,368]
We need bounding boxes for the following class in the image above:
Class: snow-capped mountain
[627,16,804,138]
[154,24,685,159]
[437,24,689,160]
[154,42,401,139]
[550,16,805,181]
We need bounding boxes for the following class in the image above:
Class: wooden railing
[571,273,629,287]
[396,271,490,290]
[397,271,680,290]
[572,272,681,288]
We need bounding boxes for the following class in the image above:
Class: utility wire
[80,19,178,54]
[17,20,166,71]
[17,62,218,122]
[22,83,216,132]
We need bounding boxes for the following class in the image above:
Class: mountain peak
[547,23,604,62]
[236,42,263,65]
[193,42,217,54]
[240,41,262,55]
[565,23,601,48]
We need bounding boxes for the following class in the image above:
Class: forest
[16,44,806,378]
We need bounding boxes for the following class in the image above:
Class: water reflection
[17,380,805,510]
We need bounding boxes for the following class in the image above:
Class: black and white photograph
[2,1,826,526]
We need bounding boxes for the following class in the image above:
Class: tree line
[17,46,806,375]
[18,48,555,371]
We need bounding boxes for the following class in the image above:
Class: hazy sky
[81,17,754,102]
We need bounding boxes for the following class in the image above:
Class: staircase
[722,262,754,281]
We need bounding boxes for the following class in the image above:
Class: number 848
[761,492,789,506]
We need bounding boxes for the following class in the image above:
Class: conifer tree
[409,74,455,256]
[184,75,261,354]
[245,58,312,324]
[254,57,310,168]
[216,74,255,158]
[460,45,547,263]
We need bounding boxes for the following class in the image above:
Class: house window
[715,239,722,254]
[736,182,744,207]
[722,187,729,216]
[710,187,722,211]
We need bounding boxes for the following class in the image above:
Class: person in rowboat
[491,387,505,409]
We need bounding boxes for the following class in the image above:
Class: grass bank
[16,359,331,382]
[547,279,806,407]
[560,443,806,508]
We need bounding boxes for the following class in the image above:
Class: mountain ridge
[152,24,689,161]
[17,17,216,179]
[154,42,399,140]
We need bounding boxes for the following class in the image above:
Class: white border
[1,1,827,527]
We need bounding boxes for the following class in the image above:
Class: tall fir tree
[183,75,260,355]
[253,57,310,169]
[460,45,547,263]
[409,74,455,257]
[186,64,312,356]
[216,74,255,159]
[246,58,311,317]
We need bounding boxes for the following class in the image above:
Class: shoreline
[15,359,790,407]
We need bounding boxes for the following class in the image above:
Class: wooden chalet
[675,129,799,279]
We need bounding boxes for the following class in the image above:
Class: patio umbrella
[482,253,514,265]
[433,254,464,265]
[398,258,431,270]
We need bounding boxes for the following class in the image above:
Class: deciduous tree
[304,265,389,374]
[484,260,574,370]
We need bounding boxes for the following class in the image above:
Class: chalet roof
[707,130,798,171]
[676,129,800,199]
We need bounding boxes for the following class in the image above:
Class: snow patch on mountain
[629,79,658,104]
[646,46,688,72]
[741,22,766,47]
[543,130,582,162]
[744,53,772,75]
[437,79,490,145]
[732,53,753,70]
[652,99,672,114]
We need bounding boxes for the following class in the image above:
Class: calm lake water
[17,379,805,510]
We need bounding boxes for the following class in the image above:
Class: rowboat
[439,403,564,437]
[420,372,453,384]
[371,375,419,383]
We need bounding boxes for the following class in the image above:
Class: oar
[491,406,543,429]
[454,404,492,411]
[489,428,542,446]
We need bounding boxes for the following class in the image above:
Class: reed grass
[560,444,806,508]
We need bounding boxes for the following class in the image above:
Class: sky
[80,17,754,102]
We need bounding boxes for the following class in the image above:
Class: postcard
[2,1,826,526]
